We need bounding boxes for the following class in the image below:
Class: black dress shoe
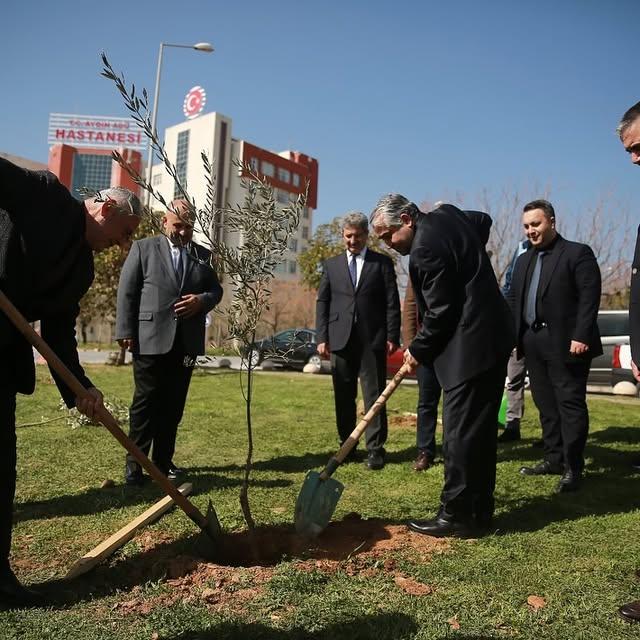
[412,451,433,471]
[474,512,494,533]
[618,599,640,623]
[0,569,44,609]
[556,469,581,493]
[167,462,185,480]
[520,460,563,476]
[125,461,145,486]
[408,513,473,538]
[497,428,521,443]
[365,449,385,470]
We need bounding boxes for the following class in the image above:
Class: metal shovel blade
[294,470,344,537]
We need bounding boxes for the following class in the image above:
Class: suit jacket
[408,204,515,390]
[316,249,400,352]
[507,235,602,362]
[115,235,222,355]
[629,227,640,364]
[0,157,93,405]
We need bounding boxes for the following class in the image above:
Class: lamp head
[193,42,214,52]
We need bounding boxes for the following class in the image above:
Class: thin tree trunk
[239,334,256,531]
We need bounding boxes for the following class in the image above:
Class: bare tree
[420,185,633,297]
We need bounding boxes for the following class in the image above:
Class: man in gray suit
[116,201,222,485]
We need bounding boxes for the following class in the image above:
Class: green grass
[3,366,640,639]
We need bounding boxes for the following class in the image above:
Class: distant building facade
[151,112,319,281]
[47,113,145,199]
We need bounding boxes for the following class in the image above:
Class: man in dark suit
[402,278,442,471]
[507,199,601,493]
[0,156,141,607]
[615,100,640,625]
[371,195,514,537]
[116,201,222,485]
[316,211,400,470]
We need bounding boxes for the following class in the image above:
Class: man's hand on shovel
[403,348,419,375]
[75,387,105,421]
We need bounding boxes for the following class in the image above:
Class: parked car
[588,309,634,393]
[388,310,635,393]
[245,328,323,370]
[611,343,639,395]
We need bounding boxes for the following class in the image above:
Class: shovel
[0,290,223,549]
[295,362,411,537]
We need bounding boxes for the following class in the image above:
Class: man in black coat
[116,201,222,485]
[316,211,400,470]
[371,195,514,537]
[507,199,601,493]
[615,100,640,624]
[0,156,141,608]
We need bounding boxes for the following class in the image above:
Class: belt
[529,320,548,332]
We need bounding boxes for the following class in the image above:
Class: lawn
[2,365,640,639]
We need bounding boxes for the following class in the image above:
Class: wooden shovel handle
[320,362,411,480]
[0,289,209,529]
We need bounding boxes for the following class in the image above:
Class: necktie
[524,250,545,326]
[349,253,358,287]
[175,247,184,285]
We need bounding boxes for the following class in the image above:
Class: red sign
[183,86,206,120]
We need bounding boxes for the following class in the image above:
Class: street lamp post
[145,41,214,208]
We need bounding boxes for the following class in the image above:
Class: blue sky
[2,0,639,229]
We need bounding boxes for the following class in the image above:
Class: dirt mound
[209,512,448,567]
[108,514,446,615]
[389,413,417,429]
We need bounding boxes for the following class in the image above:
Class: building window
[288,238,298,252]
[302,226,309,240]
[249,157,259,173]
[288,260,297,274]
[276,189,289,204]
[174,130,190,198]
[274,260,286,274]
[292,173,300,187]
[302,207,309,219]
[71,154,112,198]
[277,167,290,183]
[152,173,162,186]
[261,161,274,177]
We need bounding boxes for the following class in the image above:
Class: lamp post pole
[145,41,214,208]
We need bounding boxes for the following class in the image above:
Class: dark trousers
[523,328,590,472]
[127,345,194,472]
[440,360,506,519]
[0,384,16,574]
[330,326,387,452]
[416,362,442,459]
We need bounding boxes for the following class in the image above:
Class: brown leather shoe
[618,599,640,623]
[413,451,433,471]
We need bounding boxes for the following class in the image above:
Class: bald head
[163,200,194,246]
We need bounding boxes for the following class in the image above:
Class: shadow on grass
[190,446,418,475]
[496,424,640,465]
[14,473,292,524]
[161,613,418,639]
